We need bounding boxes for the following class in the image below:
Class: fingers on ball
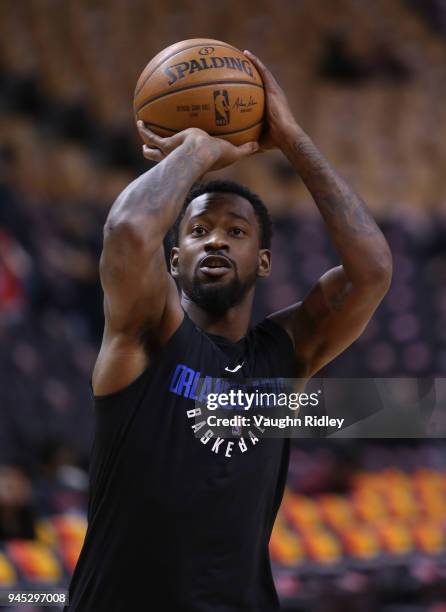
[137,121,160,142]
[142,145,163,161]
[239,141,259,154]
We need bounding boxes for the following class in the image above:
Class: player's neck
[181,292,253,342]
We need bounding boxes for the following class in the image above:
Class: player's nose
[204,229,229,251]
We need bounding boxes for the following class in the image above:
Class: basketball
[134,38,265,146]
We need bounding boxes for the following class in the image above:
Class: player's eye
[191,226,208,236]
[229,227,246,236]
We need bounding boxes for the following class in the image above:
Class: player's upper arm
[99,219,180,337]
[269,265,391,377]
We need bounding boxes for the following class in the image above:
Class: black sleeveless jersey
[65,311,296,612]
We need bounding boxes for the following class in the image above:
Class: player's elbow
[104,217,143,247]
[104,204,164,254]
[104,214,162,259]
[362,247,393,298]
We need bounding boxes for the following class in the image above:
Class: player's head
[170,180,272,315]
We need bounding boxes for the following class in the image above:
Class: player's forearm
[104,139,218,245]
[282,127,392,289]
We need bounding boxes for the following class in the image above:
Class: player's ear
[170,247,180,278]
[257,249,271,278]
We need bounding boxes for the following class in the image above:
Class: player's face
[171,193,271,315]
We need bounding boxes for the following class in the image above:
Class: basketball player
[65,52,392,610]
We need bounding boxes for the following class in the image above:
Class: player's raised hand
[243,50,298,152]
[137,121,259,171]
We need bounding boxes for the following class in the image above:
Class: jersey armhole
[262,317,295,355]
[259,317,299,377]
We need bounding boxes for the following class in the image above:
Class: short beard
[186,270,256,316]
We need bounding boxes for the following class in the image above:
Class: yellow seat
[340,523,381,560]
[0,552,17,586]
[412,522,445,555]
[303,528,342,565]
[7,541,62,582]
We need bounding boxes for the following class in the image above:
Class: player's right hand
[137,122,259,171]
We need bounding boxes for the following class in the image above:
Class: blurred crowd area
[1,0,446,609]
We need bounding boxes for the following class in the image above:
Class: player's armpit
[268,265,390,377]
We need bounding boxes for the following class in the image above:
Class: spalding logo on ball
[134,38,265,146]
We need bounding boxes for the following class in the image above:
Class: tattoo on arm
[282,131,392,293]
[108,141,217,233]
[281,133,392,376]
[290,137,380,237]
[141,143,214,215]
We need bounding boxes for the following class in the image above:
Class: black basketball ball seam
[134,42,243,97]
[143,118,263,137]
[135,80,264,113]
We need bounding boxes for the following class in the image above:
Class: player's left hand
[137,122,259,171]
[243,50,298,153]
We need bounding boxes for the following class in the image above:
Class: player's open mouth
[199,255,232,277]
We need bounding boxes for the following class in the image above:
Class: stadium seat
[7,541,62,582]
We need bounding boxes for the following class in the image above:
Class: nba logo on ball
[213,90,230,126]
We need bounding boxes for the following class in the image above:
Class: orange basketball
[134,38,265,146]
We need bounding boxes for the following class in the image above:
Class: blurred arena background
[0,0,446,610]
